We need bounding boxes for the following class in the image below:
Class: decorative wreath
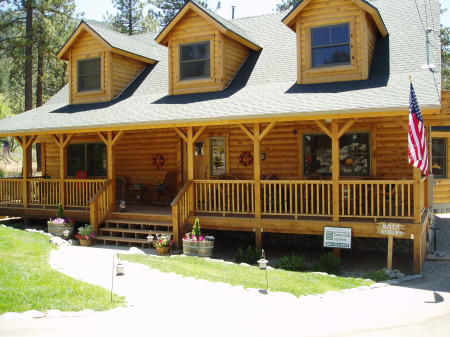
[239,151,254,167]
[152,153,165,169]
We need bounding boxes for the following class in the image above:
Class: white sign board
[323,227,352,249]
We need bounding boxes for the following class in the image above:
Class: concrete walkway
[1,244,450,337]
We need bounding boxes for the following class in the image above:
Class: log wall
[111,53,146,98]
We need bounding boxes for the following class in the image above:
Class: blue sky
[75,0,450,26]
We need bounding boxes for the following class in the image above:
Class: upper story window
[311,23,350,68]
[304,132,370,177]
[432,138,447,178]
[77,57,101,92]
[180,41,210,80]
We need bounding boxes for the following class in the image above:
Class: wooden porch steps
[96,213,174,248]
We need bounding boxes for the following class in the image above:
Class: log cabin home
[0,0,446,273]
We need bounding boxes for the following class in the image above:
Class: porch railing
[27,179,107,208]
[89,180,113,231]
[261,180,332,217]
[0,179,23,205]
[339,180,414,219]
[193,180,255,215]
[171,181,194,246]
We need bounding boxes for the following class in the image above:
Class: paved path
[1,244,450,337]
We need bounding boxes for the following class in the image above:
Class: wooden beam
[387,236,393,270]
[111,130,124,147]
[338,119,356,138]
[174,127,188,143]
[331,121,340,222]
[62,134,73,148]
[51,134,62,148]
[187,127,194,180]
[13,136,24,147]
[192,126,206,143]
[253,123,261,219]
[97,132,108,145]
[259,121,276,141]
[238,124,255,141]
[24,135,37,149]
[315,120,332,138]
[395,119,408,132]
[255,228,263,250]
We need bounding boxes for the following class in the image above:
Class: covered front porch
[0,117,431,272]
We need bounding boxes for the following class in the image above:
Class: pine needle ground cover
[121,255,373,297]
[0,226,125,314]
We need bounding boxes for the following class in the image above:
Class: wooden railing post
[413,168,422,223]
[172,204,180,247]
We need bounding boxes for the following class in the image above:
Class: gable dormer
[283,0,388,85]
[156,0,261,95]
[58,21,159,105]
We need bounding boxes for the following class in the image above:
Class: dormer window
[180,41,210,80]
[311,23,350,68]
[77,57,101,92]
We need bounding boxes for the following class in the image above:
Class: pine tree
[148,0,209,27]
[275,0,299,12]
[110,0,157,35]
[441,7,450,89]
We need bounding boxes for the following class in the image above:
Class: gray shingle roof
[0,0,441,135]
[82,21,163,61]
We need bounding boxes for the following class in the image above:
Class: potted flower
[182,218,215,257]
[151,234,172,255]
[75,224,96,247]
[47,204,74,238]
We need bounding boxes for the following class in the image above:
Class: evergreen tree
[148,0,208,27]
[441,7,450,89]
[109,0,156,35]
[275,0,299,12]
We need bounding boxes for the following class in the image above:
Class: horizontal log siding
[297,0,368,84]
[111,53,146,98]
[223,36,249,88]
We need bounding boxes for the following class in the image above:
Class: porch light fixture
[324,118,332,123]
[194,142,204,156]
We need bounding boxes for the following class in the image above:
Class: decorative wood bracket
[238,122,276,142]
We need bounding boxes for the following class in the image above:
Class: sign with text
[323,227,352,249]
[376,223,406,237]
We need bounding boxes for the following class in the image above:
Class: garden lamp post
[257,249,269,292]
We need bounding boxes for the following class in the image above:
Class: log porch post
[51,134,73,207]
[14,136,36,208]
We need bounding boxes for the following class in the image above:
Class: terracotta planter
[79,238,93,247]
[182,239,214,257]
[47,221,74,238]
[156,246,170,255]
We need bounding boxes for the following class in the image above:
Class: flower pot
[79,238,93,247]
[182,239,214,257]
[156,246,170,255]
[47,221,74,238]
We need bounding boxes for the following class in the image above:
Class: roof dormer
[282,0,388,85]
[156,0,261,95]
[58,21,159,105]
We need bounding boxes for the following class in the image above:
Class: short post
[387,235,393,270]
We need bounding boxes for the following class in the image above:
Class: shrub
[275,255,308,272]
[234,246,260,265]
[314,252,342,275]
[56,203,65,219]
[364,269,390,282]
[0,169,4,178]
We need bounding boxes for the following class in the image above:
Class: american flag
[408,82,429,175]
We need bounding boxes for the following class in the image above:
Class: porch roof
[0,0,441,135]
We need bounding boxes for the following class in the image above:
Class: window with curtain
[77,57,101,92]
[303,132,370,176]
[432,138,447,178]
[180,41,210,80]
[311,23,351,68]
[67,143,107,177]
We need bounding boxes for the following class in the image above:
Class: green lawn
[121,254,373,297]
[0,226,126,314]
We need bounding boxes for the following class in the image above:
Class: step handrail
[89,180,113,232]
[171,180,193,247]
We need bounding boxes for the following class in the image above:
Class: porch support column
[14,136,36,208]
[331,121,340,222]
[238,121,276,250]
[52,134,73,207]
[98,131,124,208]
